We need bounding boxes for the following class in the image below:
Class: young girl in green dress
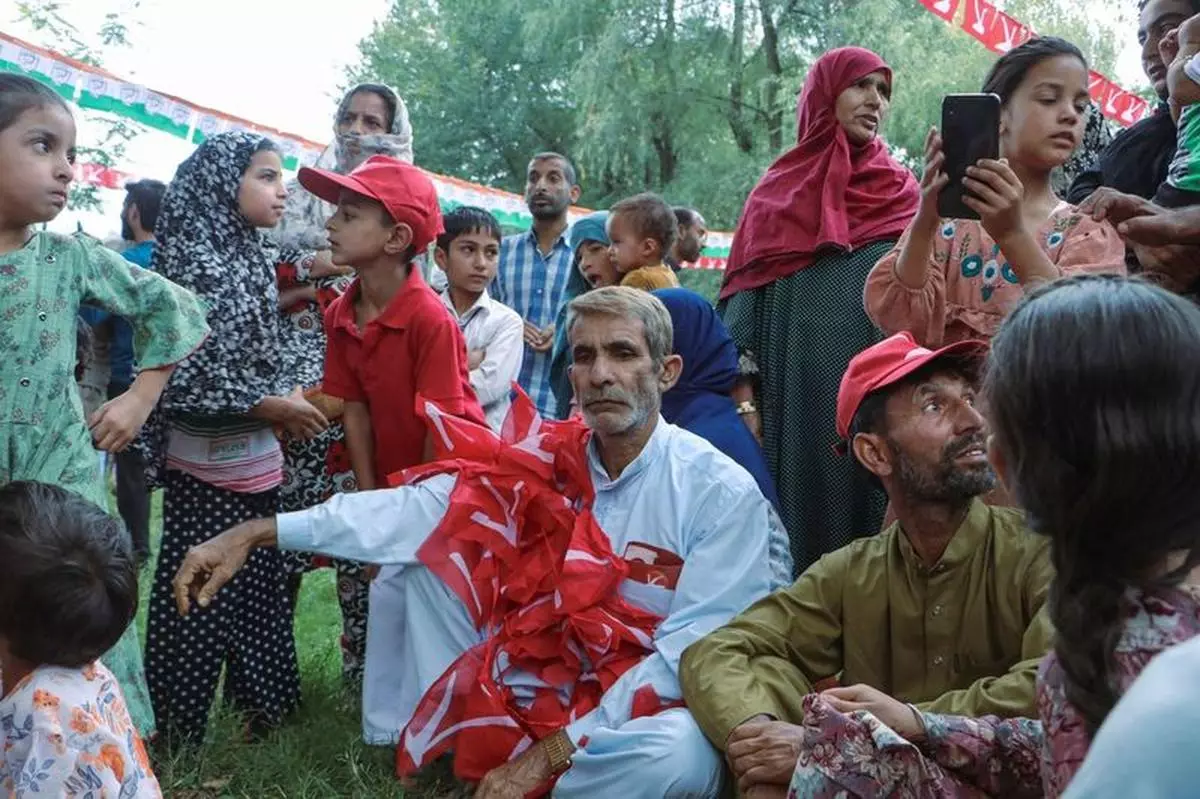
[0,74,210,736]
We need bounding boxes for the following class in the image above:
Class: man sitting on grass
[172,287,783,798]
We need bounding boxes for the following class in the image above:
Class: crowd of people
[3,1,1200,795]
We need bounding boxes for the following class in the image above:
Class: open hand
[821,684,923,740]
[963,158,1025,241]
[89,390,154,453]
[726,718,805,792]
[173,519,272,615]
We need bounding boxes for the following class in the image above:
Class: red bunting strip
[918,0,1151,126]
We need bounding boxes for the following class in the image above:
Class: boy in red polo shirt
[297,155,486,491]
[297,156,488,744]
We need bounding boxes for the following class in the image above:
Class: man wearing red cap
[297,155,488,742]
[680,331,1053,798]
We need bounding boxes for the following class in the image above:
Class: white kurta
[277,418,778,797]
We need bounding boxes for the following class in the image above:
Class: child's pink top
[1,662,161,797]
[864,203,1127,346]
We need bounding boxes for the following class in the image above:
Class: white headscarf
[271,83,414,250]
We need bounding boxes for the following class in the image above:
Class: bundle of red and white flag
[390,391,679,789]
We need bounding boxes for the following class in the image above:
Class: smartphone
[937,93,1001,220]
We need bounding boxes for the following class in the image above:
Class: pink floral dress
[864,204,1126,347]
[787,587,1200,798]
[1,662,161,797]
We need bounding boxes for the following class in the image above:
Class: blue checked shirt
[490,228,574,418]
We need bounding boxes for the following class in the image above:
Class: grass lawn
[129,491,461,798]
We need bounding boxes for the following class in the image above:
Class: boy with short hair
[435,207,524,432]
[297,155,486,745]
[297,155,486,492]
[607,192,682,291]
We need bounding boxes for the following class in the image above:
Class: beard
[890,431,997,504]
[579,374,659,436]
[120,216,133,242]
[679,238,701,263]
[528,192,570,221]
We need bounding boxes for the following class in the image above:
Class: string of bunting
[0,29,733,270]
[917,0,1152,126]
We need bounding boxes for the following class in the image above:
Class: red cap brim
[866,339,989,398]
[835,338,989,455]
[297,166,382,208]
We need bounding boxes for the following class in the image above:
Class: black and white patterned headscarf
[153,131,291,417]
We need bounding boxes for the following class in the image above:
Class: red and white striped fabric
[389,390,680,788]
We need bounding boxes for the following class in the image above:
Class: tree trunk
[759,0,785,153]
[652,0,680,183]
[727,0,755,153]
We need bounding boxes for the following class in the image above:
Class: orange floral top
[864,204,1126,346]
[1,662,161,797]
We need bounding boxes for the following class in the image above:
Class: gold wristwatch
[543,730,574,773]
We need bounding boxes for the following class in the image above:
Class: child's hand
[254,393,329,440]
[280,395,329,440]
[916,127,949,224]
[1162,26,1183,69]
[89,391,154,453]
[309,250,354,279]
[963,158,1026,242]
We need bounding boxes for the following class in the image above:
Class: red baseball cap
[835,332,989,443]
[298,155,444,252]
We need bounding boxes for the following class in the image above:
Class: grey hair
[566,287,674,366]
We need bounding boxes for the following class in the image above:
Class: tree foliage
[14,1,143,215]
[355,0,1132,228]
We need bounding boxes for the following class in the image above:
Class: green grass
[126,490,462,798]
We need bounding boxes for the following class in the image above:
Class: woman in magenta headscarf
[720,47,920,573]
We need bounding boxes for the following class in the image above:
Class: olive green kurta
[680,499,1053,748]
[0,231,209,736]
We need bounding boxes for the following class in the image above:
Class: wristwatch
[543,729,575,773]
[736,400,758,416]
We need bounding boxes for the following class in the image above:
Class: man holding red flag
[172,287,784,798]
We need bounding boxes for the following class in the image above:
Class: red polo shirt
[323,266,486,483]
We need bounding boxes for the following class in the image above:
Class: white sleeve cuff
[276,510,314,552]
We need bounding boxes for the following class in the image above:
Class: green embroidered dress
[0,231,209,735]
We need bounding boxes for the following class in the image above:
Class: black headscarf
[1067,104,1177,203]
[153,131,291,416]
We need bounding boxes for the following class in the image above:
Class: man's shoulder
[498,232,528,260]
[984,503,1048,557]
[122,241,155,268]
[660,423,761,497]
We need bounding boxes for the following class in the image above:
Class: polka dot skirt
[721,242,893,574]
[145,470,300,743]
